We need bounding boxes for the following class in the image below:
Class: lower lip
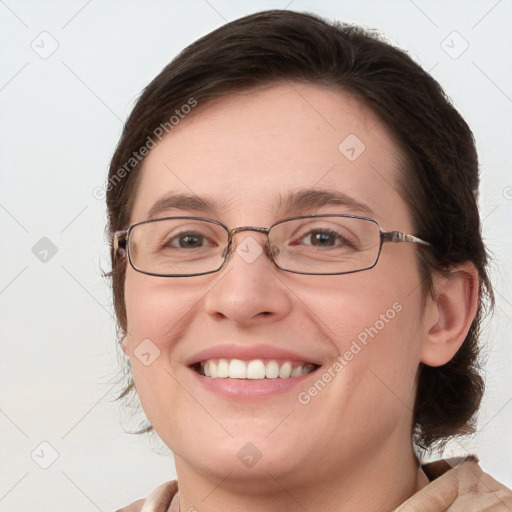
[188,367,320,400]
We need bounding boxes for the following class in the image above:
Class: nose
[202,231,293,326]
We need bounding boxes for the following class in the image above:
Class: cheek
[123,268,227,406]
[300,285,421,437]
[123,272,194,435]
[289,265,420,348]
[123,272,192,403]
[286,283,422,466]
[294,262,423,396]
[124,271,198,348]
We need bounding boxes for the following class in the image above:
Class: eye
[303,230,341,247]
[293,228,355,249]
[164,231,214,249]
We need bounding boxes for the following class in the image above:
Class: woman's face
[123,83,428,486]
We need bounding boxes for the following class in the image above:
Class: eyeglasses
[113,214,431,277]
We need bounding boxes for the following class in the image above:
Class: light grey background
[1,1,511,510]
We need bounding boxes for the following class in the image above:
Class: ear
[120,335,129,356]
[420,262,479,367]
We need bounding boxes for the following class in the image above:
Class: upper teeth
[201,359,315,380]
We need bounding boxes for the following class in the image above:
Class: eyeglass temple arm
[382,231,431,246]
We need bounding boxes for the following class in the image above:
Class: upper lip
[185,344,322,367]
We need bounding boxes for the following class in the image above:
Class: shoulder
[115,480,178,512]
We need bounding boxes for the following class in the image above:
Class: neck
[174,439,425,512]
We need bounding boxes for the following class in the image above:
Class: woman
[108,10,511,511]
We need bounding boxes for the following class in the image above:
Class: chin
[174,434,311,488]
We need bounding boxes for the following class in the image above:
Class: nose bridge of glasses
[227,225,274,258]
[230,226,270,237]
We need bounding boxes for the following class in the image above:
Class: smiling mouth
[191,358,319,380]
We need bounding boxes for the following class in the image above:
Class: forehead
[130,82,412,230]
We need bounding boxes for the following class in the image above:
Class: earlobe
[420,262,479,367]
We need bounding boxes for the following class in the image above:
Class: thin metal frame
[113,214,431,277]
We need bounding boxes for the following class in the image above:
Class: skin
[122,83,478,511]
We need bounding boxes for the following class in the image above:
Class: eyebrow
[146,189,376,220]
[277,189,376,217]
[147,193,221,218]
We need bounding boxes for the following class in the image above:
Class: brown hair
[106,9,493,449]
